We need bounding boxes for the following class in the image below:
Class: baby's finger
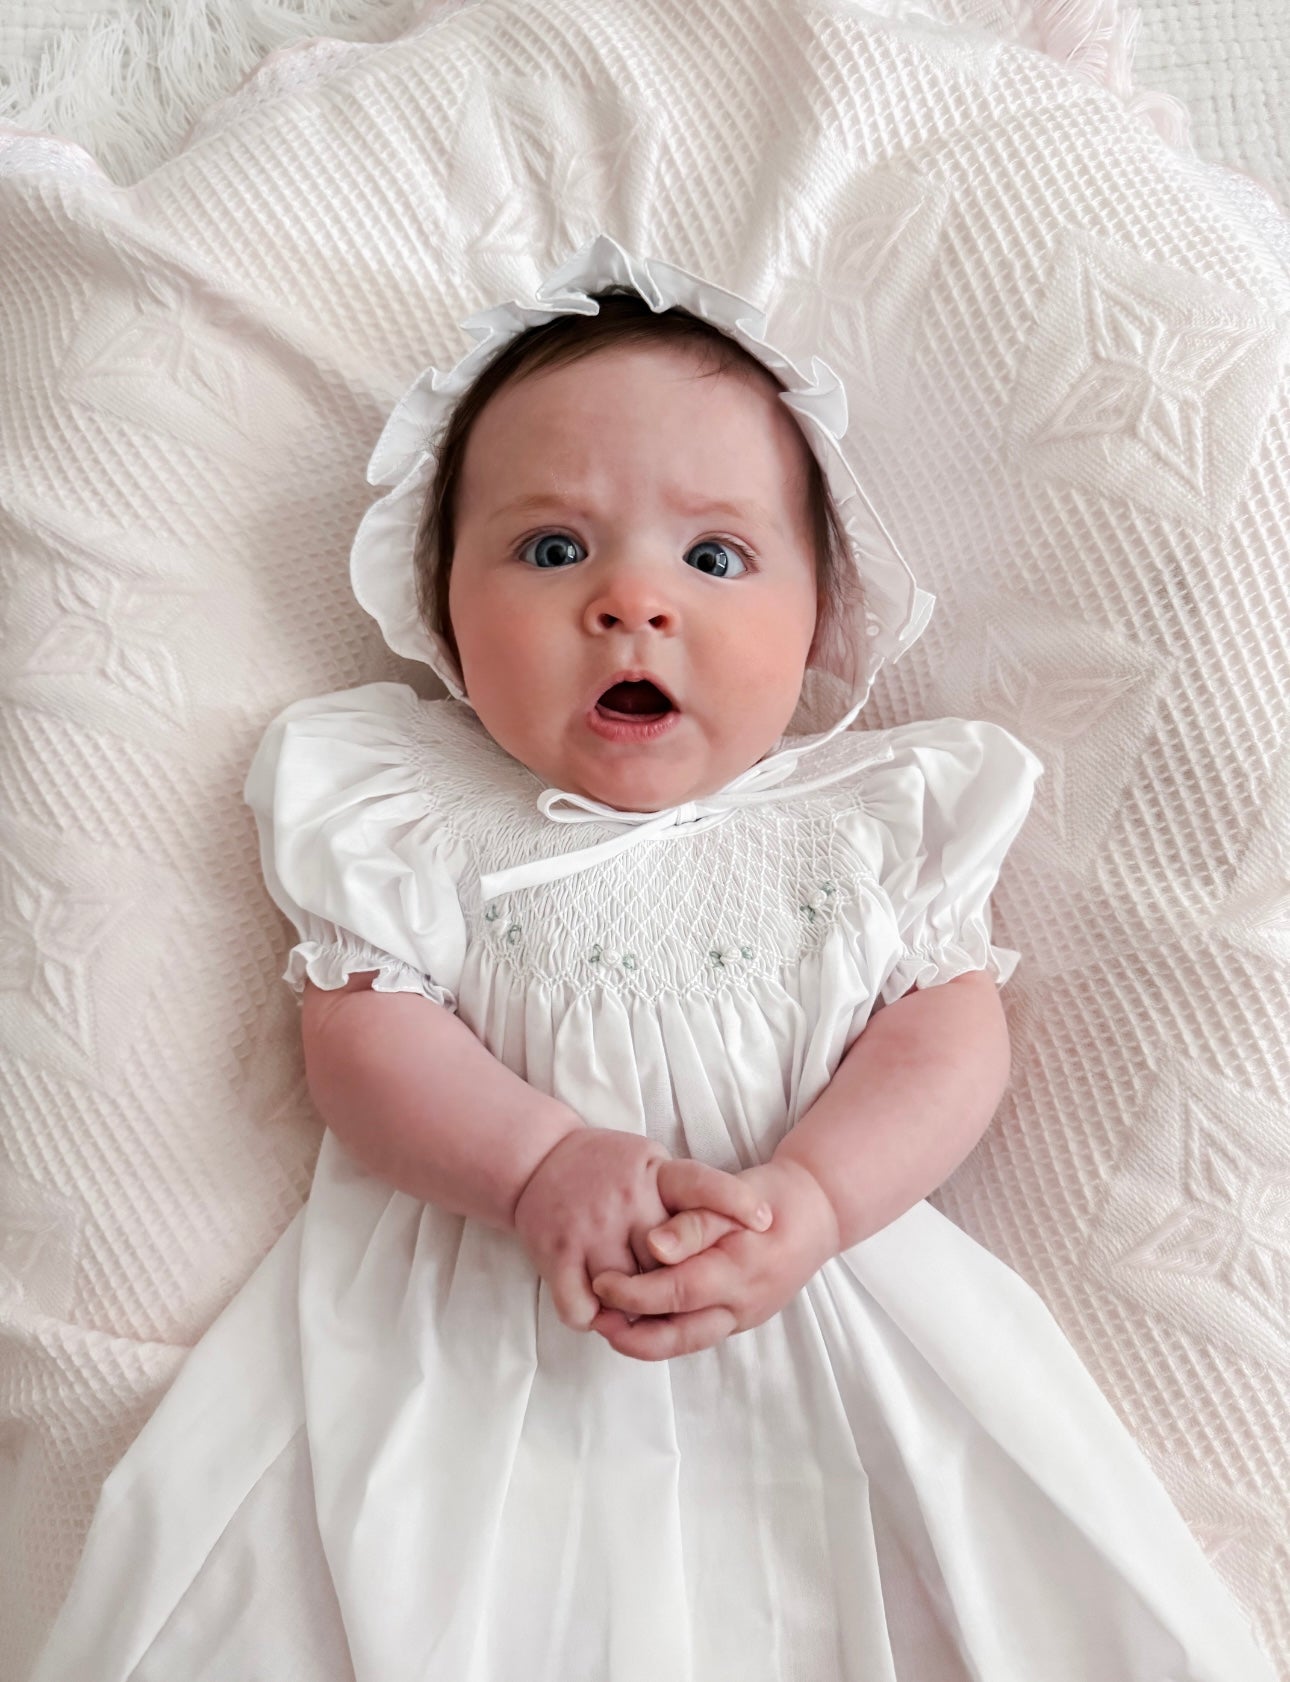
[594,1303,739,1363]
[629,1228,667,1273]
[656,1159,772,1233]
[648,1207,743,1264]
[547,1257,601,1332]
[593,1248,735,1319]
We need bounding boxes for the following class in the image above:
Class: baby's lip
[585,670,681,715]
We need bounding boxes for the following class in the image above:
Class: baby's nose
[584,569,678,634]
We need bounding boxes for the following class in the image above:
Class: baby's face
[447,341,819,811]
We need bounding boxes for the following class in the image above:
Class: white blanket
[2,0,1286,195]
[1,0,1287,1675]
[1135,0,1289,206]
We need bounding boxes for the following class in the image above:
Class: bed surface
[1,0,1285,199]
[1,3,1286,1679]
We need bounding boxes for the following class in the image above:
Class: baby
[34,240,1273,1681]
[301,282,1009,1360]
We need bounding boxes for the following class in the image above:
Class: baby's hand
[642,1202,750,1267]
[590,1159,840,1361]
[512,1128,772,1334]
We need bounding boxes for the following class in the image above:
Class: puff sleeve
[243,682,470,1010]
[843,718,1043,1007]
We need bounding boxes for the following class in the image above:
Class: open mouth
[595,679,675,720]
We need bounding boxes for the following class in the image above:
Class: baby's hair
[413,290,862,679]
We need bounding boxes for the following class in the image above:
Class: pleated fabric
[30,684,1273,1681]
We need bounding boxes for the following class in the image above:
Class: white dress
[32,681,1274,1682]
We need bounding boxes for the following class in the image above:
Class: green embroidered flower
[801,882,836,922]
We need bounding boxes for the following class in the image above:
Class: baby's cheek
[733,597,813,686]
[719,651,809,748]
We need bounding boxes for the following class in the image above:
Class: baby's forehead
[449,334,819,550]
[573,333,786,405]
[498,338,815,473]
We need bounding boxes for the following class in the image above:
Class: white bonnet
[350,233,934,735]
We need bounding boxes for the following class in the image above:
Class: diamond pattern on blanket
[938,598,1170,876]
[0,846,118,1060]
[1088,1060,1290,1367]
[766,165,949,420]
[0,1164,82,1320]
[1009,229,1287,526]
[1211,746,1290,965]
[24,561,194,720]
[448,75,653,278]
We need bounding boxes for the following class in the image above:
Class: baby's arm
[592,970,1010,1358]
[772,967,1011,1249]
[300,975,770,1329]
[301,973,582,1229]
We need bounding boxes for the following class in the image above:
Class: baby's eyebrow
[485,493,591,524]
[485,492,782,531]
[672,496,780,531]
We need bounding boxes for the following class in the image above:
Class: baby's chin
[551,745,765,813]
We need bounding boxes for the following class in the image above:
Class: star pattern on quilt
[979,625,1142,739]
[0,1204,55,1305]
[1246,891,1290,957]
[1089,1061,1290,1365]
[1132,1448,1286,1628]
[22,559,194,720]
[1033,266,1261,497]
[766,169,946,418]
[0,1170,80,1318]
[1219,882,1290,967]
[453,77,648,272]
[1207,745,1290,966]
[774,198,922,389]
[0,1206,58,1308]
[0,850,117,1057]
[531,114,649,261]
[939,606,1166,870]
[64,273,266,470]
[978,624,1148,845]
[1009,230,1284,526]
[1120,1100,1290,1328]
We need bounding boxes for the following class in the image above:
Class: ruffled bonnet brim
[349,233,934,743]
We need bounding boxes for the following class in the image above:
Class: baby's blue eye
[685,540,748,579]
[520,532,585,568]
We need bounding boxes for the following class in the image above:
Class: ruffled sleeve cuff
[879,925,1020,1007]
[841,718,1043,1007]
[283,915,457,1010]
[244,683,470,1009]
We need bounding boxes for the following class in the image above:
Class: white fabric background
[1,1,1287,1678]
[1134,0,1289,206]
[0,1,1286,196]
[0,0,429,184]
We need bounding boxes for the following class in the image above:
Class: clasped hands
[512,1127,840,1361]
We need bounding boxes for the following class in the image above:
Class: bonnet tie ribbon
[478,708,891,901]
